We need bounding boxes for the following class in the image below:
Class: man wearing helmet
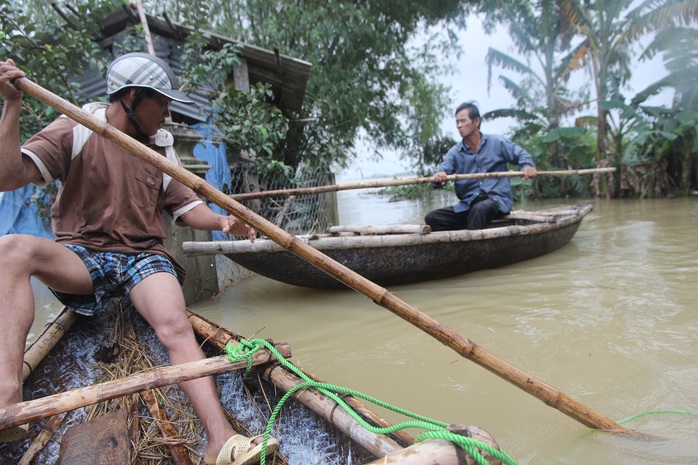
[0,54,277,465]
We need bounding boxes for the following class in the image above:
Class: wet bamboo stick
[17,413,66,465]
[0,342,290,431]
[229,168,616,200]
[13,76,629,433]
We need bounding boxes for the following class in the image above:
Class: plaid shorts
[49,245,179,316]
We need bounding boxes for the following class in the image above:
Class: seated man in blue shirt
[425,101,537,231]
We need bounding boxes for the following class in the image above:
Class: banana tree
[561,0,697,196]
[628,25,698,195]
[484,0,590,195]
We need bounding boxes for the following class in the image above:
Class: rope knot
[225,338,263,372]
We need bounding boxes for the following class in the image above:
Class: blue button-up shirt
[435,133,535,214]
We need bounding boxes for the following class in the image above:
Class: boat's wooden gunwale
[188,311,412,458]
[183,205,592,256]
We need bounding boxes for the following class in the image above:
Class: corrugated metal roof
[75,6,311,124]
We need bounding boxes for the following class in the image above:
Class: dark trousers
[425,198,502,231]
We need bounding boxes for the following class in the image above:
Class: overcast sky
[339,14,672,181]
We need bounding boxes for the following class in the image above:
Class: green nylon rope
[226,338,519,465]
[619,409,698,424]
[226,339,698,464]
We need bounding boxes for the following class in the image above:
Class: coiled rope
[227,338,519,465]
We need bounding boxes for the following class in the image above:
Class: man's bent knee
[151,312,196,348]
[467,199,499,230]
[0,234,50,275]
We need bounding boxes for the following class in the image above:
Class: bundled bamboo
[183,207,588,256]
[326,224,431,235]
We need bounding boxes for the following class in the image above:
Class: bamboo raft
[0,302,503,464]
[184,204,593,290]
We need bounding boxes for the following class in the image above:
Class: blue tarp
[192,122,234,241]
[0,185,53,239]
[192,123,232,195]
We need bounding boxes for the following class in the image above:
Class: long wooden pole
[230,168,617,201]
[12,76,629,432]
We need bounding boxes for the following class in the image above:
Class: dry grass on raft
[87,301,288,465]
[87,301,202,463]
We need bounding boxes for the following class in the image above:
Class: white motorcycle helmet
[106,52,193,104]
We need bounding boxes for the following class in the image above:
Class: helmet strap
[119,96,150,143]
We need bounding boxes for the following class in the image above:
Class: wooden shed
[64,4,312,123]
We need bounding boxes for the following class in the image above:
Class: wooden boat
[0,302,503,464]
[184,204,593,290]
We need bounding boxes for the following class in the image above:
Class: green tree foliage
[0,0,115,142]
[483,1,590,182]
[2,0,477,177]
[559,0,697,196]
[154,0,474,172]
[619,25,698,197]
[7,0,695,200]
[480,0,697,198]
[179,36,290,179]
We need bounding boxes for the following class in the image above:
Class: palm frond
[631,75,674,106]
[626,0,698,42]
[497,76,535,105]
[485,47,535,94]
[485,47,535,76]
[560,0,594,38]
[483,108,540,122]
[541,126,587,142]
[556,40,590,84]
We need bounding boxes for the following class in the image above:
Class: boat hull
[3,306,382,464]
[223,205,592,289]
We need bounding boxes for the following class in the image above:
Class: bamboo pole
[230,168,617,201]
[0,341,290,431]
[12,76,629,433]
[23,307,78,381]
[363,437,490,465]
[135,0,156,56]
[18,413,66,465]
[326,224,431,235]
